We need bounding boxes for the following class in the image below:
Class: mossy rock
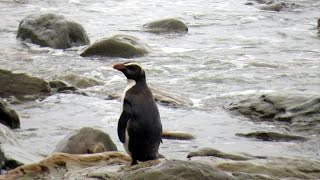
[0,69,51,100]
[80,34,149,58]
[143,18,188,33]
[53,127,117,154]
[0,98,20,129]
[17,13,90,49]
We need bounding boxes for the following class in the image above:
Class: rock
[1,156,234,180]
[162,131,195,140]
[0,124,43,171]
[318,18,320,31]
[2,147,320,180]
[227,92,320,134]
[0,69,51,100]
[0,98,20,129]
[53,127,117,154]
[236,131,308,142]
[187,148,255,161]
[110,86,193,107]
[58,73,103,89]
[48,80,87,96]
[0,152,131,179]
[190,149,320,180]
[143,18,188,33]
[80,34,149,58]
[245,0,300,11]
[259,2,285,11]
[17,13,90,49]
[150,86,193,107]
[119,159,234,180]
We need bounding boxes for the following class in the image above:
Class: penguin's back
[125,83,162,161]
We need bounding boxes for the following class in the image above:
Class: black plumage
[113,62,162,165]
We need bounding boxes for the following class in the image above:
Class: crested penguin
[113,61,162,165]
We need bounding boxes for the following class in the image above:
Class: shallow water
[0,0,319,160]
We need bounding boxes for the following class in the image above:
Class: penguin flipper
[118,100,133,143]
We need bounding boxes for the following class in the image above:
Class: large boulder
[0,98,20,129]
[227,92,320,134]
[17,13,90,49]
[0,69,51,100]
[80,34,149,58]
[143,18,188,33]
[0,124,43,171]
[53,127,117,154]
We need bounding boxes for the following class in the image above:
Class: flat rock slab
[236,131,308,142]
[227,91,320,134]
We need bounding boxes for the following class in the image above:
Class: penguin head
[113,61,146,81]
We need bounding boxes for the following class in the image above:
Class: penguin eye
[126,66,137,74]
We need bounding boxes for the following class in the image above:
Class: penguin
[113,61,162,165]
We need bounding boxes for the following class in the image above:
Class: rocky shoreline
[0,7,319,180]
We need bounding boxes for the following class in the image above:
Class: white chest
[120,79,136,112]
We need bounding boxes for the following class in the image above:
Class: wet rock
[17,13,90,49]
[53,127,117,154]
[110,86,193,107]
[3,148,320,180]
[143,18,188,33]
[190,150,320,180]
[0,98,20,129]
[2,157,233,179]
[227,92,320,134]
[150,86,193,107]
[58,73,103,89]
[0,124,43,171]
[236,131,307,142]
[187,148,254,161]
[0,152,131,179]
[162,131,195,140]
[80,34,149,58]
[0,69,51,100]
[119,159,234,180]
[245,0,300,12]
[48,79,87,96]
[259,2,285,11]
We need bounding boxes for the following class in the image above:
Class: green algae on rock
[17,13,90,49]
[80,34,149,58]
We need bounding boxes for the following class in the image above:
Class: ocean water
[0,0,319,159]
